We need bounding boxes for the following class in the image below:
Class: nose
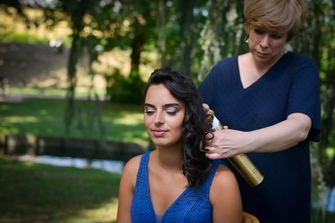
[260,34,270,48]
[154,110,164,125]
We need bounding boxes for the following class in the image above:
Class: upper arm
[116,155,141,223]
[287,113,312,141]
[210,164,243,223]
[287,62,321,141]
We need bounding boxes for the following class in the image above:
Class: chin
[151,139,182,149]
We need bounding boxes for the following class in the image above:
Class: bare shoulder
[210,163,241,206]
[211,163,242,222]
[213,163,239,187]
[117,154,144,223]
[123,154,142,176]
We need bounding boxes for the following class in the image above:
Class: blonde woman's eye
[271,34,282,39]
[255,29,264,34]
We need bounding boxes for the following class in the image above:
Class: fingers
[205,152,223,160]
[204,145,237,160]
[205,133,214,140]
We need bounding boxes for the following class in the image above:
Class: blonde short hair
[244,0,308,42]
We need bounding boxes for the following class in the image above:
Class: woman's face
[144,84,185,149]
[248,28,287,65]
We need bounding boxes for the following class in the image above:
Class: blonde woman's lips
[257,51,269,57]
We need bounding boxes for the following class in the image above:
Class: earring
[244,34,249,43]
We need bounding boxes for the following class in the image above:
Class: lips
[153,129,168,137]
[256,51,269,57]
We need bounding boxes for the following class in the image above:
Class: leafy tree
[197,0,247,81]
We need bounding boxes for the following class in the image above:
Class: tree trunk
[168,0,196,75]
[64,7,86,134]
[130,32,145,77]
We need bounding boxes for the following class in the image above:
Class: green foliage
[197,0,248,81]
[0,33,49,45]
[106,69,146,104]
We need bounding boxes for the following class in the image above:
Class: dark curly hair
[144,68,213,188]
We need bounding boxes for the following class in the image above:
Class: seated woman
[116,68,242,223]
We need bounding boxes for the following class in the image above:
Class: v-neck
[146,152,191,219]
[236,53,288,90]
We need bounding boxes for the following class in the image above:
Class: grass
[0,98,148,143]
[0,158,121,223]
[0,157,334,223]
[6,87,106,97]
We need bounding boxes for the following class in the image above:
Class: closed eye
[164,105,180,115]
[255,29,264,34]
[144,104,156,114]
[166,111,177,115]
[144,110,155,115]
[271,34,282,39]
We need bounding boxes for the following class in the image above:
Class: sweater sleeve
[286,58,321,141]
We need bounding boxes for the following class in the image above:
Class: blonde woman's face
[144,84,185,150]
[248,27,287,65]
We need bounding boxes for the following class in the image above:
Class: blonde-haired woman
[198,0,320,222]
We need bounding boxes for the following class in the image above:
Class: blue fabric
[131,151,221,223]
[155,214,163,223]
[198,52,321,223]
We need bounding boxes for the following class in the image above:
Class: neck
[156,144,183,172]
[251,50,285,76]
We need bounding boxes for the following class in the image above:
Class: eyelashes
[144,108,178,115]
[254,29,283,39]
[144,111,178,115]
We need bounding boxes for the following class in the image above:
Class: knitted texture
[131,151,221,222]
[198,52,321,223]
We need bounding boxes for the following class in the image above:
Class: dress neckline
[236,52,289,90]
[146,151,191,219]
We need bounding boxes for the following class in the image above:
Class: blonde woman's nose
[260,34,270,47]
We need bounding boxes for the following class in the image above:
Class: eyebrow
[144,103,155,108]
[272,32,284,35]
[144,103,180,108]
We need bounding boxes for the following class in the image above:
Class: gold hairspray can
[203,104,264,187]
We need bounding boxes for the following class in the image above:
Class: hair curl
[144,68,212,188]
[244,0,309,42]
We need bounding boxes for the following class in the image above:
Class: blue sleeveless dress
[131,151,221,223]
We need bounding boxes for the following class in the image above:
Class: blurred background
[0,0,334,222]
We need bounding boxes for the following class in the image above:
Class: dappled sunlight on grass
[0,98,147,143]
[71,199,118,223]
[3,116,39,123]
[0,159,121,223]
[0,104,10,110]
[112,113,143,126]
[109,129,149,143]
[0,125,21,134]
[39,109,48,115]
